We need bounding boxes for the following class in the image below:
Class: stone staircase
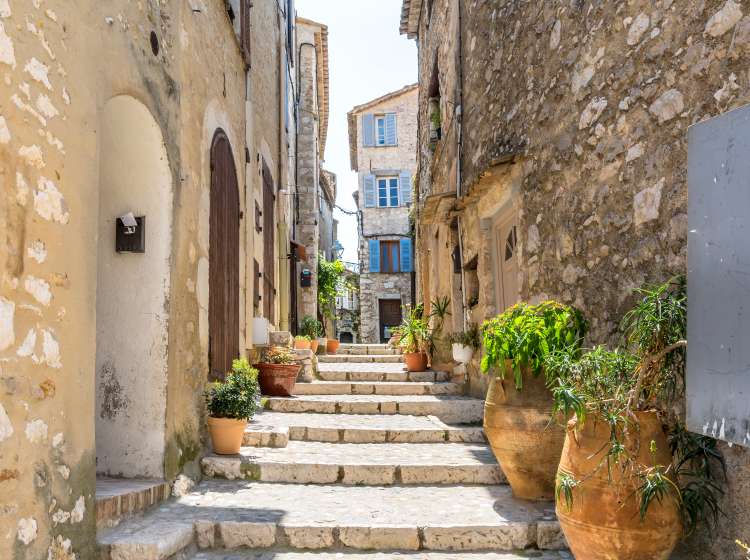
[98,343,566,559]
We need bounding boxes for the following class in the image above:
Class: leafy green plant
[261,346,295,365]
[448,323,481,349]
[205,358,260,420]
[481,301,587,389]
[429,296,451,327]
[318,253,346,321]
[294,335,311,341]
[398,306,430,354]
[556,472,579,512]
[300,315,324,339]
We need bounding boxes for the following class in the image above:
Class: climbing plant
[317,253,346,320]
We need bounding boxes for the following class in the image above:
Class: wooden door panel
[378,299,402,343]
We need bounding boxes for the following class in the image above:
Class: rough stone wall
[411,0,750,555]
[0,1,247,557]
[354,89,418,343]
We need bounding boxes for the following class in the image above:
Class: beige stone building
[348,85,418,343]
[401,0,750,556]
[0,1,315,556]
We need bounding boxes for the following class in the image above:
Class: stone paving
[293,380,462,396]
[192,551,572,559]
[319,354,404,363]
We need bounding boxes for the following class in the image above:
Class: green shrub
[205,358,260,420]
[448,324,480,349]
[300,315,324,339]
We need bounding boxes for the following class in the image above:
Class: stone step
[96,477,172,529]
[201,441,503,485]
[338,343,400,356]
[244,411,485,445]
[98,481,564,559]
[191,551,571,559]
[318,368,450,383]
[318,354,404,363]
[264,395,484,424]
[293,381,462,396]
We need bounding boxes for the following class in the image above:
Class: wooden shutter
[368,239,380,273]
[363,174,376,208]
[385,113,397,145]
[400,238,413,273]
[399,171,412,205]
[362,114,375,146]
[240,0,251,67]
[262,163,275,323]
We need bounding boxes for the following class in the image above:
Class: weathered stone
[705,0,743,37]
[339,526,420,550]
[648,89,684,123]
[634,178,665,226]
[578,97,608,129]
[218,521,276,548]
[269,331,292,347]
[627,13,650,46]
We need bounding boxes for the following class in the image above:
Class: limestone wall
[410,0,750,555]
[0,1,247,557]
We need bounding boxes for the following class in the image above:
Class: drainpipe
[455,0,468,330]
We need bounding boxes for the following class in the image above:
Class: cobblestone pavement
[193,551,572,559]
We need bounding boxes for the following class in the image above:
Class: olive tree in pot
[398,306,430,372]
[549,278,725,560]
[255,346,301,397]
[481,301,587,500]
[205,358,260,454]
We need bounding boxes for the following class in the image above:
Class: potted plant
[254,346,301,397]
[449,323,480,364]
[481,301,587,501]
[293,335,311,350]
[549,278,725,559]
[326,338,340,354]
[300,316,323,353]
[428,296,452,369]
[398,306,430,372]
[205,358,260,454]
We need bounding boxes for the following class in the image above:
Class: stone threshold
[96,477,171,529]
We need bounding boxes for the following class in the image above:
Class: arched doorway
[209,130,240,380]
[96,95,173,478]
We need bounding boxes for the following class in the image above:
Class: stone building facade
[294,18,330,333]
[348,85,418,343]
[0,1,308,557]
[401,0,750,556]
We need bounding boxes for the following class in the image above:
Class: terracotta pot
[557,411,681,560]
[403,351,428,372]
[294,338,311,350]
[326,339,340,354]
[207,416,247,455]
[483,365,564,500]
[310,339,319,353]
[255,362,301,397]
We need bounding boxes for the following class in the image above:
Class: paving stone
[293,381,461,396]
[201,442,504,485]
[337,343,399,356]
[98,481,560,558]
[192,552,571,559]
[264,395,484,424]
[319,354,404,363]
[243,418,290,448]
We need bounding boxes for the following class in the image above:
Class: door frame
[378,298,403,343]
[489,202,520,314]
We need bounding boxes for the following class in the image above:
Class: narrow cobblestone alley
[98,345,567,559]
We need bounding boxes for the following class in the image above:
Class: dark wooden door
[209,131,240,380]
[262,164,275,323]
[378,299,402,343]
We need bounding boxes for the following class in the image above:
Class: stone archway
[95,95,173,478]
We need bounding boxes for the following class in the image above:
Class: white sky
[295,0,417,265]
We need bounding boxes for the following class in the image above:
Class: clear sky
[295,0,417,265]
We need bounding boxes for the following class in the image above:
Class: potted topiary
[398,306,430,372]
[548,277,725,559]
[294,335,311,350]
[481,301,587,501]
[300,316,323,353]
[449,323,480,364]
[255,346,301,397]
[205,358,260,454]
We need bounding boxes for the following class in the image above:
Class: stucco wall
[0,1,247,557]
[410,0,750,556]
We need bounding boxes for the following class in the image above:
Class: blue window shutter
[385,113,397,145]
[363,174,376,208]
[400,238,413,273]
[362,114,375,146]
[399,171,412,206]
[369,240,380,273]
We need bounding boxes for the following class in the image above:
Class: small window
[380,241,401,273]
[377,177,399,207]
[505,226,517,261]
[376,116,386,146]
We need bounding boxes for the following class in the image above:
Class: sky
[295,0,417,265]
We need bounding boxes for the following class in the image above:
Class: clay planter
[483,365,565,501]
[326,339,340,354]
[255,363,301,397]
[293,338,311,350]
[207,416,248,455]
[452,343,474,364]
[557,411,681,560]
[309,339,319,354]
[403,351,428,372]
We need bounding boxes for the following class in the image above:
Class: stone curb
[318,370,450,382]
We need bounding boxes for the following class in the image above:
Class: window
[376,116,386,146]
[377,177,399,207]
[380,241,401,273]
[365,113,397,147]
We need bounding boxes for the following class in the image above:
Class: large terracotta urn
[556,411,681,559]
[255,363,301,397]
[483,365,564,500]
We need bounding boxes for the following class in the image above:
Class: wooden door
[209,131,240,380]
[493,212,519,312]
[262,163,276,323]
[378,299,402,343]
